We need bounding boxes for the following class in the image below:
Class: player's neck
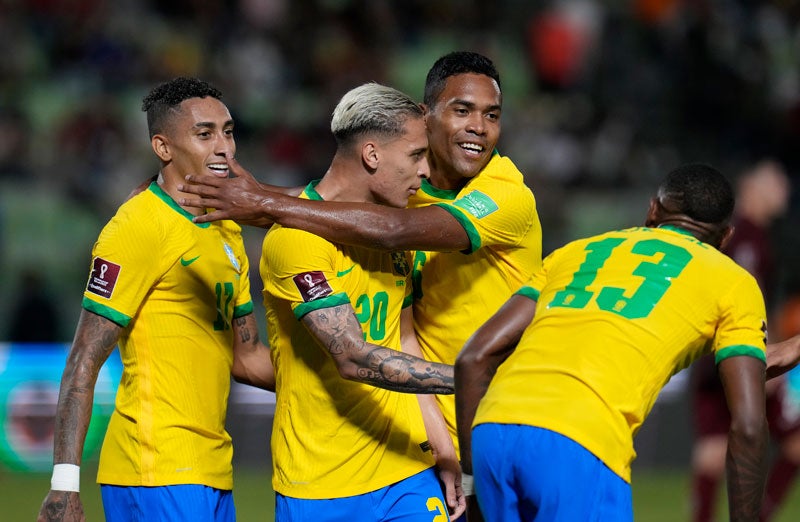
[428,168,468,192]
[157,169,205,216]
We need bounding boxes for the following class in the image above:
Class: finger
[183,174,224,189]
[178,196,215,209]
[443,479,459,513]
[228,155,244,177]
[192,209,228,224]
[178,182,215,197]
[449,497,466,521]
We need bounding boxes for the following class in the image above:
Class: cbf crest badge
[223,242,241,271]
[391,251,410,276]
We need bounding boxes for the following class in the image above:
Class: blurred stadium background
[2,0,800,519]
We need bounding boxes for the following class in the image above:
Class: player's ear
[151,134,171,162]
[361,141,379,171]
[644,197,660,227]
[718,224,735,251]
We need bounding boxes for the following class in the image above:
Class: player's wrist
[51,463,80,492]
[462,472,474,496]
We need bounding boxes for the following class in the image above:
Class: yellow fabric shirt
[409,152,542,452]
[83,183,252,489]
[261,183,433,499]
[474,226,767,482]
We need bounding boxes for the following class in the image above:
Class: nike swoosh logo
[336,265,355,277]
[180,255,201,266]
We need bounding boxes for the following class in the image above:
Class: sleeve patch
[453,190,499,219]
[86,257,121,299]
[293,271,334,302]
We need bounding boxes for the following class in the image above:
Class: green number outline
[214,281,235,331]
[354,291,390,340]
[550,238,692,319]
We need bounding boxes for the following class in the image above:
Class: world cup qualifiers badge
[86,257,121,299]
[293,271,334,302]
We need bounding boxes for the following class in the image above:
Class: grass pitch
[6,465,800,521]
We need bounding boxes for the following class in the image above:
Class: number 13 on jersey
[549,237,693,319]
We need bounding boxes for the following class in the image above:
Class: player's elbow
[729,414,768,448]
[455,346,487,375]
[335,360,363,382]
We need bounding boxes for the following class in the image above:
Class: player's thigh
[472,423,632,522]
[512,426,631,522]
[471,423,518,521]
[101,484,235,522]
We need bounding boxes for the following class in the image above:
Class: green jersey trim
[303,180,324,200]
[432,203,482,254]
[293,292,351,319]
[233,301,254,318]
[82,297,131,327]
[402,293,413,309]
[657,225,695,237]
[515,286,541,302]
[715,344,766,365]
[149,182,211,228]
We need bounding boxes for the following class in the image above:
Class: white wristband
[51,463,80,492]
[461,473,474,496]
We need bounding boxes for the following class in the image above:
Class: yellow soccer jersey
[409,152,542,451]
[474,225,767,482]
[261,183,433,499]
[83,182,252,490]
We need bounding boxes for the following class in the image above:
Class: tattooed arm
[302,303,453,393]
[231,312,275,392]
[718,355,768,522]
[38,309,122,522]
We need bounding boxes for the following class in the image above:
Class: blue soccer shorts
[100,484,235,522]
[471,423,632,522]
[276,467,449,522]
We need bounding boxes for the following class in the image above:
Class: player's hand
[766,333,800,380]
[37,490,85,522]
[436,460,466,520]
[177,155,275,228]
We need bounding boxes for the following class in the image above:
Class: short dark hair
[423,51,501,107]
[658,163,735,224]
[141,77,223,137]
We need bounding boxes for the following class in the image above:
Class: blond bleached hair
[330,82,423,146]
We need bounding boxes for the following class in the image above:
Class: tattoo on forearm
[304,305,454,393]
[727,425,768,522]
[53,311,119,463]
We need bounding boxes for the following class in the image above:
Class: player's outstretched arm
[178,157,471,252]
[766,334,800,380]
[455,293,536,522]
[301,303,453,394]
[400,308,465,520]
[231,312,275,392]
[718,355,768,522]
[38,310,121,522]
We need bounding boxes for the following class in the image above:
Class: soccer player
[177,53,542,514]
[37,78,275,522]
[690,160,800,522]
[454,163,770,522]
[262,82,462,521]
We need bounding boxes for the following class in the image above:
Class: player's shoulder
[264,223,334,253]
[474,152,535,200]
